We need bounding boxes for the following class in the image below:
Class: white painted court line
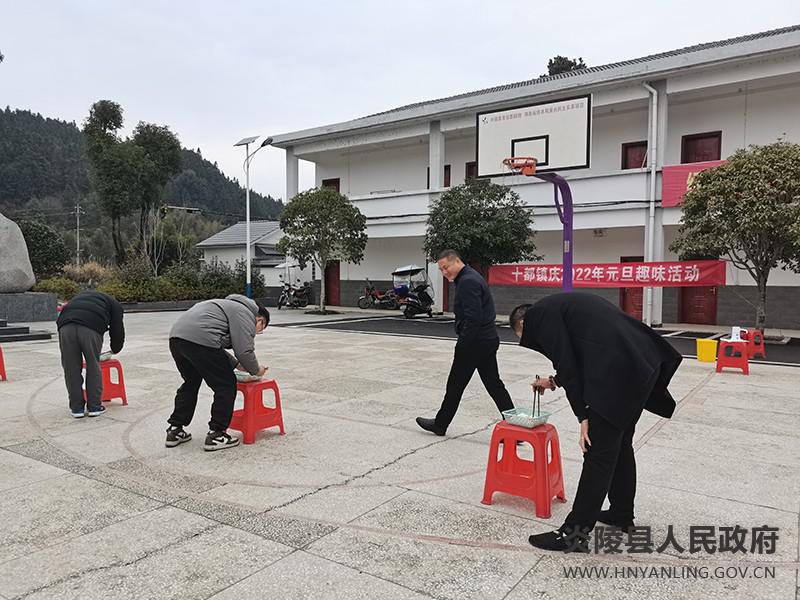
[662,331,686,337]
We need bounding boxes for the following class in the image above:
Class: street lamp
[234,135,273,298]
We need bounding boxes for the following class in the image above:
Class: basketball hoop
[502,156,537,176]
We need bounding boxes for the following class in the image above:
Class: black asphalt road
[278,314,800,366]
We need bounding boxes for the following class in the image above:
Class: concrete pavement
[0,309,798,599]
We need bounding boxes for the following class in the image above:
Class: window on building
[621,141,648,170]
[321,178,340,192]
[426,165,451,189]
[681,132,722,164]
[465,161,477,180]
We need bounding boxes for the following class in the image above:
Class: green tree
[95,140,151,265]
[277,187,367,311]
[18,219,70,279]
[541,55,586,77]
[424,178,539,277]
[131,122,182,247]
[670,141,800,330]
[84,101,152,264]
[84,100,123,158]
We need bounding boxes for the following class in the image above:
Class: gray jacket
[169,294,261,374]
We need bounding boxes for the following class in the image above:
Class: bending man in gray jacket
[166,294,270,451]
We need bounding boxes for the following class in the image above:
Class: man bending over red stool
[510,293,682,553]
[166,295,270,452]
[57,291,125,419]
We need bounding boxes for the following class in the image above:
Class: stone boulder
[0,213,36,293]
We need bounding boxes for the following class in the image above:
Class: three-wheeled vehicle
[391,264,434,318]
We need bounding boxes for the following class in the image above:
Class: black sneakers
[203,430,240,452]
[415,417,446,436]
[87,405,106,417]
[528,525,590,553]
[165,426,192,448]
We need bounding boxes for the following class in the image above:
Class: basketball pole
[501,158,575,292]
[533,173,574,292]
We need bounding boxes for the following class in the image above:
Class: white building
[269,26,800,328]
[196,220,313,292]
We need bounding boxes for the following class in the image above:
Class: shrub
[33,277,80,300]
[63,261,115,286]
[18,220,70,279]
[234,259,266,298]
[96,259,266,302]
[163,261,201,290]
[199,259,236,298]
[118,255,155,285]
[98,275,162,302]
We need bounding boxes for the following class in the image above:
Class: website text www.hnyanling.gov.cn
[562,565,777,580]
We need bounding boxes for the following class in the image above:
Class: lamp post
[233,135,273,298]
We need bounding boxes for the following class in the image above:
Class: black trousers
[434,336,514,430]
[59,324,103,412]
[168,338,237,432]
[563,406,643,530]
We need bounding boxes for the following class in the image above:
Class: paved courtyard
[1,309,798,600]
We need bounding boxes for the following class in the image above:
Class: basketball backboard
[476,94,592,178]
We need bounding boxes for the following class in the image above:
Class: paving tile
[0,474,162,562]
[208,550,431,600]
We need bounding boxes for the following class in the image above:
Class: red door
[679,287,717,325]
[619,256,643,321]
[324,261,340,306]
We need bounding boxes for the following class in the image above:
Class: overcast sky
[2,1,798,204]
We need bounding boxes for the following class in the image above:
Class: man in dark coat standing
[509,292,682,552]
[416,250,514,436]
[57,290,125,418]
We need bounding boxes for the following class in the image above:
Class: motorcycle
[357,278,400,310]
[277,276,311,309]
[391,264,434,319]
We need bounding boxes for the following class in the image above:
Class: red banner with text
[489,260,726,288]
[661,160,726,207]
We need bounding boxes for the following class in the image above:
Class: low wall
[0,292,58,322]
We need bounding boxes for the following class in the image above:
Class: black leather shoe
[528,525,590,553]
[597,510,635,533]
[416,417,446,436]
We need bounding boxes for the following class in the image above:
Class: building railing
[347,169,654,219]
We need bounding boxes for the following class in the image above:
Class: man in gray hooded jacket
[166,294,270,451]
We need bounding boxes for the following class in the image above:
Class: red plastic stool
[0,346,6,381]
[743,329,766,359]
[481,421,566,518]
[83,359,128,404]
[716,340,749,375]
[229,379,285,444]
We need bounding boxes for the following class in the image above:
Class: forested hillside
[0,107,282,262]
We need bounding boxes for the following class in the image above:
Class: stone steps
[0,321,52,343]
[0,331,52,343]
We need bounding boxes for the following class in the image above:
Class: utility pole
[75,201,84,266]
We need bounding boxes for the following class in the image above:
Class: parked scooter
[277,276,311,309]
[400,282,434,318]
[391,264,435,319]
[357,279,399,310]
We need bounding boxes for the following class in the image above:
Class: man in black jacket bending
[57,290,125,418]
[416,250,513,436]
[510,293,682,552]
